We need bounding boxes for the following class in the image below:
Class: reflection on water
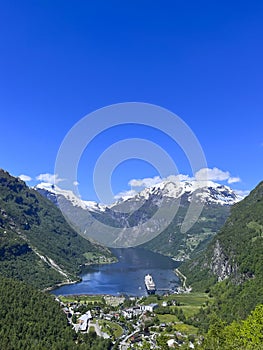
[52,248,180,296]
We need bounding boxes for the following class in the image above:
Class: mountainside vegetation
[141,203,230,260]
[199,304,263,350]
[180,181,263,324]
[0,168,262,349]
[0,275,112,350]
[0,169,114,289]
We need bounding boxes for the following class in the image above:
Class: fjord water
[53,248,180,296]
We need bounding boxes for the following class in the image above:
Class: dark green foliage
[0,169,113,289]
[0,275,112,350]
[0,275,74,349]
[199,304,263,350]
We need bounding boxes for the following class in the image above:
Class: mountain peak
[35,182,106,211]
[118,179,244,206]
[36,178,244,211]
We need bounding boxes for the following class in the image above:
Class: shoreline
[43,278,81,293]
[47,250,182,296]
[45,254,118,293]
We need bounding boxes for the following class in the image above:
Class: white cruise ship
[144,274,156,294]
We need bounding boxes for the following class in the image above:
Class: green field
[168,292,212,306]
[59,295,104,304]
[168,292,213,318]
[98,320,123,339]
[174,322,198,335]
[144,292,212,307]
[152,293,210,338]
[157,314,179,323]
[145,292,213,322]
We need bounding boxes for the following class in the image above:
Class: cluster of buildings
[58,297,159,330]
[55,296,195,348]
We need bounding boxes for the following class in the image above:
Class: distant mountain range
[37,178,242,209]
[113,179,242,206]
[36,179,244,260]
[1,167,260,348]
[0,169,115,289]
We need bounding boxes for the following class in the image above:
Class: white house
[78,311,92,331]
[141,303,158,313]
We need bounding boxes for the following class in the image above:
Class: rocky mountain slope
[0,169,114,289]
[180,181,263,321]
[36,179,243,260]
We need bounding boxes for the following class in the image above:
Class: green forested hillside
[0,275,112,350]
[199,304,263,350]
[181,181,263,323]
[141,204,230,260]
[0,169,114,289]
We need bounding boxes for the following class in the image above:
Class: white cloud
[18,174,32,182]
[73,181,79,186]
[228,177,241,184]
[128,176,163,188]
[167,174,193,182]
[128,174,193,190]
[36,173,63,184]
[116,174,193,200]
[129,170,240,186]
[114,189,138,200]
[195,167,241,184]
[195,167,230,181]
[115,168,242,200]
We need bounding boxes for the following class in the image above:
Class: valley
[36,179,240,259]
[1,1,262,348]
[0,169,262,349]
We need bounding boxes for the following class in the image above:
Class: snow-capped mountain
[35,182,106,212]
[36,179,243,211]
[114,180,243,207]
[35,179,245,259]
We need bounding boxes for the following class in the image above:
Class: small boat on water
[144,274,156,294]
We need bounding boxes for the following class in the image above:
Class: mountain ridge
[0,169,115,289]
[36,178,245,258]
[36,178,244,210]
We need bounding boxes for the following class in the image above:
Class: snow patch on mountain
[116,180,244,206]
[36,179,245,213]
[35,182,106,211]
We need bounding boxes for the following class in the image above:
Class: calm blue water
[52,248,180,296]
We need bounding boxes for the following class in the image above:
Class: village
[55,292,212,349]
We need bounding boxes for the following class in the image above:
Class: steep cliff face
[209,240,236,282]
[182,181,263,284]
[209,240,237,282]
[180,181,263,320]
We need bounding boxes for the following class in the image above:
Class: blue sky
[0,1,262,202]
